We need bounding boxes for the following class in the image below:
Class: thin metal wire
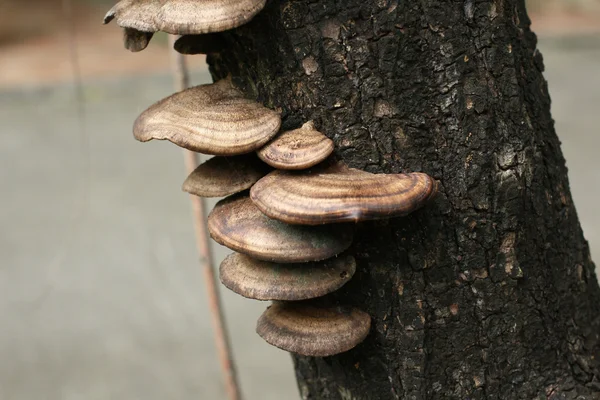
[168,35,243,400]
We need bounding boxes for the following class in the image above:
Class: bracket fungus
[220,253,356,301]
[257,121,334,170]
[174,34,226,55]
[207,195,353,263]
[134,78,281,155]
[251,162,438,225]
[104,0,267,35]
[123,28,154,52]
[256,302,371,357]
[182,154,271,198]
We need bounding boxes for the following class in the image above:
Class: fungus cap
[256,302,371,357]
[174,34,225,55]
[182,154,270,198]
[207,195,353,263]
[134,78,281,155]
[220,253,356,301]
[257,121,334,170]
[104,0,159,32]
[104,0,267,34]
[123,28,154,52]
[250,162,438,225]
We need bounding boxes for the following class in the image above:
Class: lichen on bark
[208,0,600,398]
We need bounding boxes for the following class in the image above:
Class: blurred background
[1,0,599,399]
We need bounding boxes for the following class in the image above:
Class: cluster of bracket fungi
[105,0,438,357]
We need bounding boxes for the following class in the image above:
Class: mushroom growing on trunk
[134,78,281,155]
[251,162,438,225]
[220,253,356,301]
[207,195,354,263]
[256,301,372,357]
[182,154,271,198]
[257,121,334,170]
[104,0,267,51]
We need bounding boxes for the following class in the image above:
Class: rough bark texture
[207,0,600,398]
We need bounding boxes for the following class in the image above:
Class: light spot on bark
[473,375,484,387]
[465,153,473,168]
[321,19,340,40]
[338,386,356,400]
[398,281,404,296]
[489,2,498,19]
[354,362,360,369]
[464,54,469,62]
[558,183,569,206]
[302,56,319,75]
[298,382,310,399]
[394,127,407,147]
[466,98,474,110]
[449,304,459,315]
[507,43,512,54]
[464,0,474,20]
[474,268,488,279]
[501,232,523,278]
[374,99,393,117]
[376,0,389,9]
[577,264,584,282]
[498,145,517,169]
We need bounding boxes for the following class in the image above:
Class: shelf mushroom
[134,78,281,155]
[207,195,354,263]
[123,28,154,52]
[257,121,334,170]
[251,162,438,225]
[104,0,267,51]
[182,154,271,198]
[256,302,371,357]
[220,253,356,301]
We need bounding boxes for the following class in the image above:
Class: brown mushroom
[256,302,371,357]
[182,154,271,198]
[123,28,154,52]
[207,195,353,263]
[257,121,334,170]
[220,253,356,301]
[104,0,159,32]
[174,34,226,55]
[250,162,438,225]
[104,0,267,35]
[133,78,281,155]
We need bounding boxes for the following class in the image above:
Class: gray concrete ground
[1,36,599,400]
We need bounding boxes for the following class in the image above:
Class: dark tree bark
[207,0,600,398]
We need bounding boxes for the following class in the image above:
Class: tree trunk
[207,0,600,398]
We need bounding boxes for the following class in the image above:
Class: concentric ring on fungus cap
[219,253,356,301]
[256,302,371,357]
[207,195,353,263]
[104,0,267,35]
[133,78,281,155]
[250,162,438,225]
